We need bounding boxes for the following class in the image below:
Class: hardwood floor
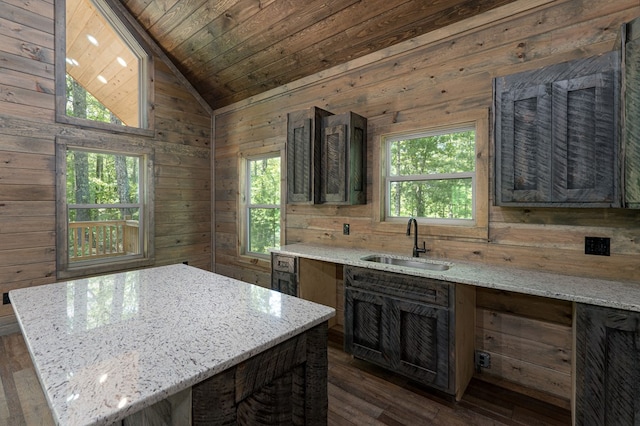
[326,331,570,426]
[0,333,54,426]
[0,331,570,425]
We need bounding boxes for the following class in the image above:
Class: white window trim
[56,136,155,279]
[373,109,489,240]
[54,0,154,136]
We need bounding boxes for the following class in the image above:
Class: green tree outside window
[66,149,142,260]
[387,128,476,221]
[247,155,281,255]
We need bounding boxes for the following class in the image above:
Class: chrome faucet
[406,217,427,258]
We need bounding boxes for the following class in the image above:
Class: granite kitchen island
[9,264,335,425]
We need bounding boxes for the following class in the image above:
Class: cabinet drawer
[345,266,450,307]
[272,254,297,274]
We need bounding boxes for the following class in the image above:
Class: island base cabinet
[575,304,640,425]
[129,323,328,425]
[191,322,327,425]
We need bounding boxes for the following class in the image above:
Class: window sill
[57,258,155,280]
[56,114,155,138]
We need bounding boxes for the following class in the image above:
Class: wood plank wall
[213,0,640,405]
[0,0,212,318]
[476,288,573,409]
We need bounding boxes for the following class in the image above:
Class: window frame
[54,0,154,136]
[56,136,155,279]
[384,124,477,225]
[374,110,489,240]
[240,150,285,260]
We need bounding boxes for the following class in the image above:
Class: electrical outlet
[585,236,610,256]
[2,292,10,305]
[475,350,491,369]
[343,223,350,235]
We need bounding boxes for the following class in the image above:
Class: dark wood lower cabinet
[272,270,297,296]
[271,253,298,296]
[344,266,456,395]
[392,298,450,389]
[345,287,387,366]
[575,303,640,425]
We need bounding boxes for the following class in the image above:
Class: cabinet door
[344,287,390,368]
[286,107,333,204]
[494,52,620,207]
[552,71,617,204]
[624,16,640,208]
[271,271,297,296]
[321,123,348,203]
[320,112,366,205]
[387,298,450,391]
[496,83,552,204]
[287,110,313,204]
[348,113,366,205]
[575,304,640,425]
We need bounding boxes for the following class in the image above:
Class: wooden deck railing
[69,220,140,261]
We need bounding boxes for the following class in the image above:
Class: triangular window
[56,0,151,131]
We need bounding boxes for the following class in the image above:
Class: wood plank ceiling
[121,0,518,110]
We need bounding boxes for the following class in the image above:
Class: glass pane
[389,130,475,176]
[389,179,473,219]
[248,208,281,254]
[68,208,141,261]
[249,157,281,204]
[65,0,141,127]
[66,150,140,204]
[66,74,124,125]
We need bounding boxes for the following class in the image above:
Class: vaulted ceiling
[121,0,518,110]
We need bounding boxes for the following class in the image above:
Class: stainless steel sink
[361,255,451,271]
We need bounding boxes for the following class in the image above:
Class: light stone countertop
[9,264,335,426]
[273,243,640,312]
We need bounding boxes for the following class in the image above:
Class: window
[56,0,152,133]
[56,137,154,279]
[244,154,282,256]
[384,125,476,223]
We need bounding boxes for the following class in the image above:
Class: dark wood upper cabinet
[497,82,552,203]
[320,112,367,205]
[623,16,640,208]
[494,51,621,207]
[286,107,333,204]
[286,108,366,205]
